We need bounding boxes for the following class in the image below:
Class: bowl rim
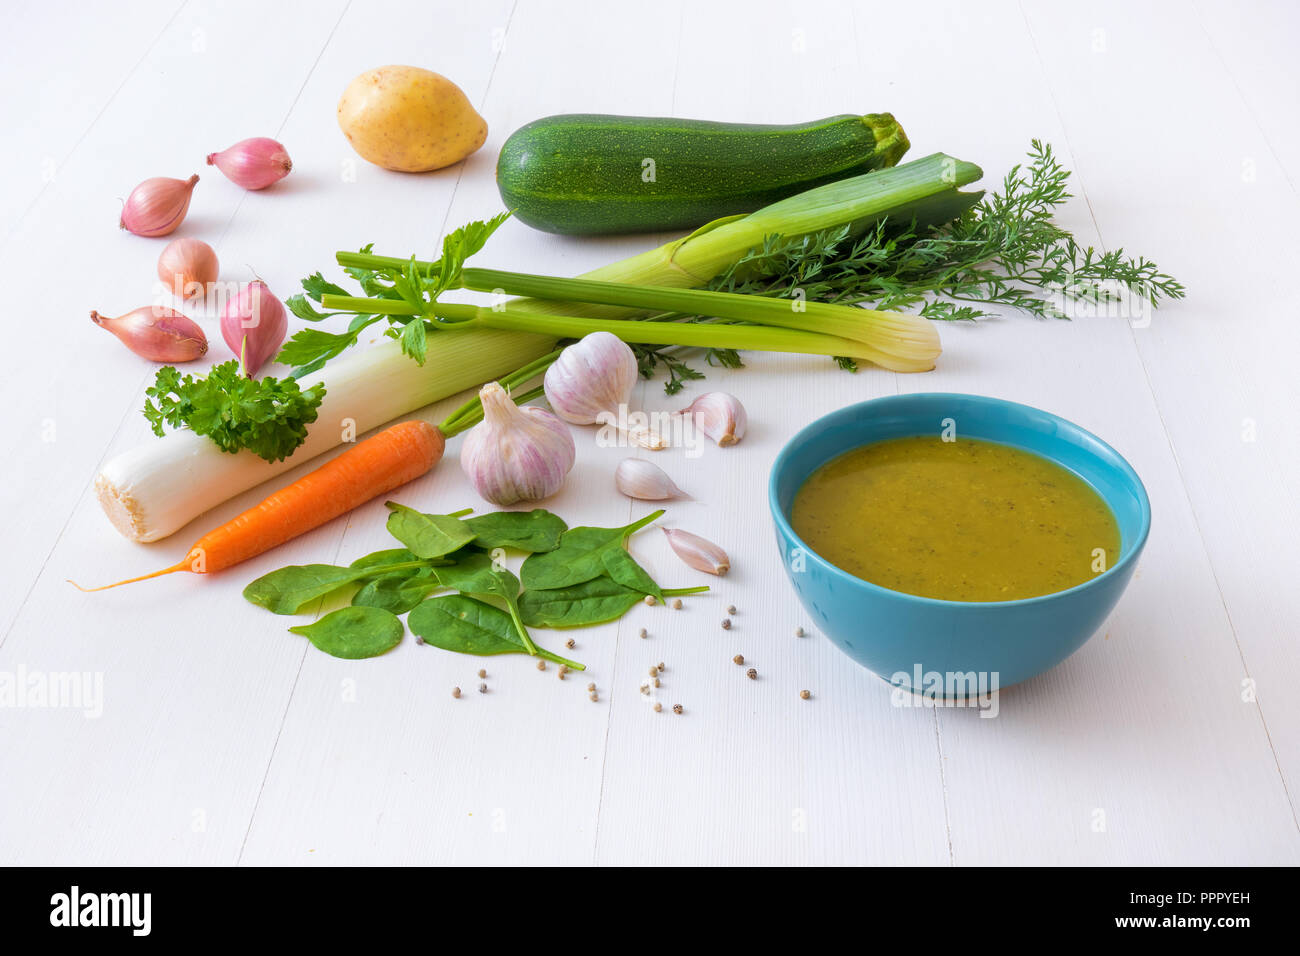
[768,392,1152,610]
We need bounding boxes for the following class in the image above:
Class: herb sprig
[636,140,1185,390]
[143,360,326,462]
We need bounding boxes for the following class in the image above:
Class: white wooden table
[1,0,1296,866]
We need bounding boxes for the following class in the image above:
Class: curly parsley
[143,361,326,462]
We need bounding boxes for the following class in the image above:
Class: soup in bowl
[768,393,1150,694]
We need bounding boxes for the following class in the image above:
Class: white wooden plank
[1195,0,1300,189]
[0,0,183,245]
[0,0,356,865]
[236,0,689,865]
[588,0,952,866]
[1005,0,1300,862]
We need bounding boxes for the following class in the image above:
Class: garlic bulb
[461,382,576,505]
[681,391,746,446]
[544,331,666,450]
[662,528,730,575]
[615,458,685,500]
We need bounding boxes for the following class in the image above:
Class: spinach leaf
[519,578,646,628]
[351,568,441,615]
[408,595,582,669]
[519,580,711,629]
[433,552,538,656]
[464,509,568,553]
[520,510,663,593]
[288,606,404,659]
[244,558,427,615]
[349,548,418,570]
[384,502,476,559]
[601,548,663,600]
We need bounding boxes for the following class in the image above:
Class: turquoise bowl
[769,393,1150,693]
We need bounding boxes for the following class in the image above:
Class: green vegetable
[464,509,568,552]
[244,558,425,614]
[288,606,404,659]
[143,360,325,462]
[432,552,538,656]
[283,153,984,381]
[495,113,909,235]
[409,595,583,669]
[348,548,420,569]
[520,510,664,595]
[637,140,1186,387]
[384,502,476,559]
[519,579,708,628]
[351,568,441,615]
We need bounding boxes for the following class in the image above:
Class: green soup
[790,435,1121,602]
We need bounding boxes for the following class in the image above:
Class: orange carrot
[73,420,445,591]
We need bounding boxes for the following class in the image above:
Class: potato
[337,66,487,173]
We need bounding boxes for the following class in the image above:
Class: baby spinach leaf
[433,552,538,656]
[351,568,442,615]
[601,549,663,600]
[384,502,476,559]
[244,564,370,615]
[520,510,664,593]
[464,509,568,553]
[408,595,583,669]
[288,605,404,659]
[519,578,647,628]
[349,548,418,570]
[519,580,711,629]
[245,558,427,615]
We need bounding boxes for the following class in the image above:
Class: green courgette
[496,113,909,236]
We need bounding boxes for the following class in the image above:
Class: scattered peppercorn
[653,677,660,688]
[587,682,596,692]
[653,702,662,713]
[671,598,682,609]
[558,665,568,680]
[800,690,811,700]
[672,704,683,714]
[477,669,487,679]
[566,638,575,648]
[414,635,425,645]
[452,686,461,699]
[590,692,599,702]
[537,661,546,671]
[727,605,737,615]
[644,595,656,606]
[721,618,732,630]
[638,628,648,639]
[649,666,658,677]
[733,654,744,665]
[657,662,665,671]
[478,683,487,694]
[795,626,805,638]
[747,668,757,680]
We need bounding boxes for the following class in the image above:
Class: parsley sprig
[143,361,326,462]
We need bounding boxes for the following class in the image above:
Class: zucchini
[496,113,909,236]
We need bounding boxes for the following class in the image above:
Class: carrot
[72,419,445,591]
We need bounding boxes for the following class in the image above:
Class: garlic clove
[461,382,576,505]
[662,528,730,575]
[615,458,686,500]
[680,391,747,447]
